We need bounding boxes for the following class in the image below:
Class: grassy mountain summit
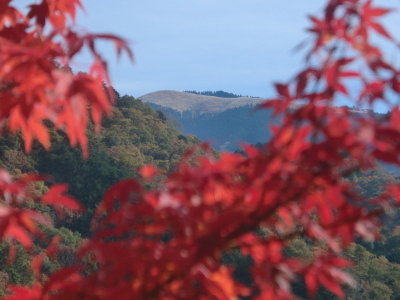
[138,90,266,115]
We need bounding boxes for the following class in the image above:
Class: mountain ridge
[138,90,379,152]
[138,90,267,114]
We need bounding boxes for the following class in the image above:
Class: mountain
[139,90,279,151]
[138,90,266,114]
[139,90,386,153]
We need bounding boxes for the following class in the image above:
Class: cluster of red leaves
[0,0,132,157]
[2,0,400,299]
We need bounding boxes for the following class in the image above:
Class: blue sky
[74,0,400,104]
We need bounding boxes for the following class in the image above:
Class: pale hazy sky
[70,0,400,104]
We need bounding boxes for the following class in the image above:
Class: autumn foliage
[1,0,400,299]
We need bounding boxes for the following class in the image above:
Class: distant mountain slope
[139,90,281,151]
[139,90,386,153]
[148,103,278,151]
[138,90,266,114]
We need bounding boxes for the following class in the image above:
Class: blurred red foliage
[2,0,400,299]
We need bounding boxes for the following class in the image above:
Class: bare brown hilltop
[138,90,267,114]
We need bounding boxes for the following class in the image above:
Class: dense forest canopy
[0,93,204,236]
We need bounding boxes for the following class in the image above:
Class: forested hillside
[0,93,209,295]
[0,93,203,236]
